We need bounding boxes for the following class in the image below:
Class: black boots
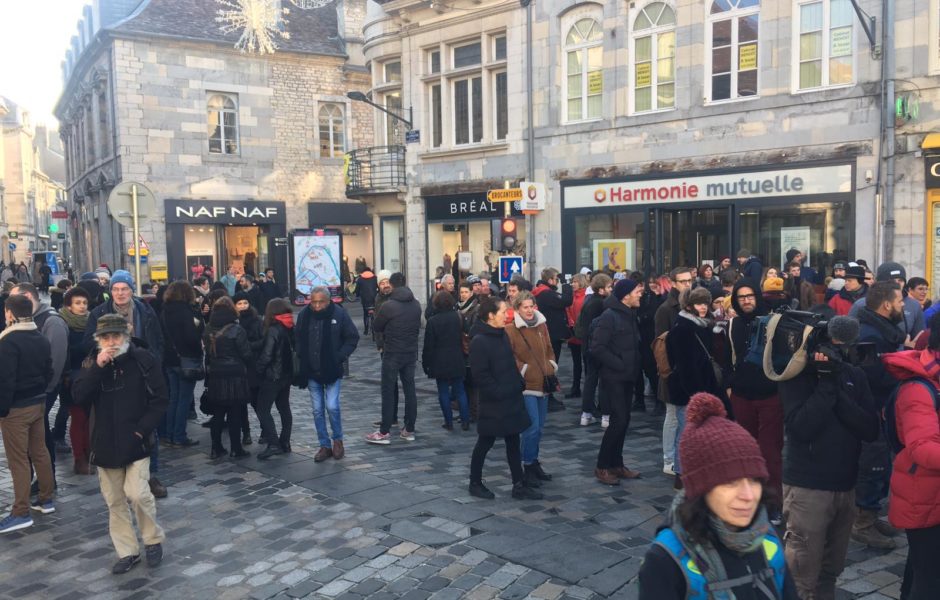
[257,444,283,460]
[512,482,543,500]
[531,460,552,481]
[469,480,495,499]
[524,464,542,488]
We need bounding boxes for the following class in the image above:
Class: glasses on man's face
[737,293,756,301]
[676,278,693,285]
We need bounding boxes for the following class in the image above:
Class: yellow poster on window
[739,44,757,70]
[636,63,652,87]
[588,70,603,94]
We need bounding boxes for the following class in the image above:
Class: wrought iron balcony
[345,145,406,197]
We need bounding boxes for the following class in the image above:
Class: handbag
[695,334,724,387]
[179,356,205,381]
[198,388,215,416]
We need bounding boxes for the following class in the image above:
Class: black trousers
[470,434,523,484]
[568,344,583,391]
[381,352,417,434]
[581,354,601,414]
[901,523,940,600]
[210,405,244,452]
[256,379,292,446]
[596,379,632,469]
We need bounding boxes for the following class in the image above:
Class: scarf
[664,491,772,599]
[275,313,294,329]
[458,297,477,315]
[113,300,136,336]
[679,310,712,329]
[59,307,89,332]
[0,320,36,341]
[521,314,539,328]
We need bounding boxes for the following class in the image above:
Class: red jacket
[565,288,587,345]
[883,350,940,530]
[827,293,854,316]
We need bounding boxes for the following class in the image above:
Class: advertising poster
[592,239,634,272]
[780,226,811,267]
[291,229,343,306]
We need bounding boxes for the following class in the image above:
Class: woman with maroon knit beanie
[638,392,799,600]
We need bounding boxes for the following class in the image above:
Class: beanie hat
[844,266,866,283]
[832,261,847,272]
[80,272,98,281]
[876,262,906,282]
[110,270,135,290]
[377,269,392,283]
[762,277,784,293]
[94,313,130,337]
[785,248,801,264]
[681,287,712,309]
[466,275,481,285]
[737,249,751,259]
[612,278,639,300]
[828,316,860,345]
[233,291,250,306]
[679,393,769,500]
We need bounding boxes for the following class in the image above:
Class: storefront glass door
[660,208,730,272]
[737,202,851,273]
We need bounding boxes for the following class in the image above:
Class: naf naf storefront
[560,161,856,276]
[164,199,288,282]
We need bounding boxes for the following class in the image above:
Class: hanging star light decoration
[216,0,290,55]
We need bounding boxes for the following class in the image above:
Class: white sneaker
[663,463,676,476]
[580,412,595,426]
[601,415,610,429]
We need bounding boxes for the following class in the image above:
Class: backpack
[584,314,604,358]
[652,331,672,378]
[883,377,940,454]
[573,303,591,341]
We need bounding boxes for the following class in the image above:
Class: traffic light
[500,218,517,252]
[49,223,59,233]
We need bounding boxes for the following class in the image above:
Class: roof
[111,0,345,57]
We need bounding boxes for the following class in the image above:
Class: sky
[0,1,91,129]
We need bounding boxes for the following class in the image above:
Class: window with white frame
[318,104,345,158]
[796,0,854,90]
[565,18,603,122]
[383,91,404,146]
[632,2,676,112]
[453,76,483,145]
[207,93,239,154]
[494,70,508,140]
[384,60,401,83]
[493,35,507,61]
[429,83,443,148]
[708,0,759,102]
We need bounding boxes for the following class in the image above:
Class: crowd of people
[2,248,940,598]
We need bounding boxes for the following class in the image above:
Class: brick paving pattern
[0,305,907,599]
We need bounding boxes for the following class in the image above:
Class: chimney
[336,0,366,67]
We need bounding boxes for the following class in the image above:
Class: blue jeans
[309,380,343,449]
[673,404,687,474]
[521,395,547,465]
[165,368,197,444]
[436,378,469,425]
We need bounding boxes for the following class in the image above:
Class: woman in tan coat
[506,291,557,488]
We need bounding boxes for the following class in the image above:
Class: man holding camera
[778,316,879,600]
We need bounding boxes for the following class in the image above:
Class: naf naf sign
[164,200,286,224]
[425,193,522,222]
[926,155,940,189]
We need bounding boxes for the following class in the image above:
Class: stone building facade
[56,0,374,286]
[356,0,940,298]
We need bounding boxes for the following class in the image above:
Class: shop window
[494,71,508,140]
[574,212,647,274]
[796,0,854,90]
[207,93,239,154]
[632,2,676,113]
[318,104,345,158]
[708,0,760,102]
[565,18,603,122]
[453,76,483,145]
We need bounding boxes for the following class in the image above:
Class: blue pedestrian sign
[498,256,524,284]
[7,243,15,251]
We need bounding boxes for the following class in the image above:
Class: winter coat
[71,344,168,469]
[65,323,90,373]
[638,289,665,345]
[256,321,294,382]
[883,350,940,529]
[506,311,558,396]
[422,310,466,381]
[565,288,587,345]
[33,306,69,393]
[204,316,254,406]
[654,288,681,337]
[828,284,866,316]
[577,293,606,348]
[259,279,281,304]
[779,363,878,492]
[532,281,574,341]
[741,256,763,281]
[295,302,359,385]
[589,295,640,382]
[85,297,164,363]
[784,277,815,310]
[242,284,266,316]
[856,307,905,407]
[468,322,530,437]
[727,279,777,401]
[373,286,421,355]
[161,300,204,368]
[0,324,52,417]
[850,294,925,339]
[666,311,723,406]
[696,276,723,299]
[355,270,379,308]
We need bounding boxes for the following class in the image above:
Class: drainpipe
[522,0,536,281]
[883,0,895,262]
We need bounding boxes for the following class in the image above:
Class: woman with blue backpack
[638,392,799,600]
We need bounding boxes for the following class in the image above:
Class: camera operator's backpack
[883,377,940,454]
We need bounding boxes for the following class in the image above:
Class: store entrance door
[660,208,731,272]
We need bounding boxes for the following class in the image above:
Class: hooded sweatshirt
[372,286,422,354]
[727,279,777,400]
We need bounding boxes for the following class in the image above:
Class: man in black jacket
[727,278,784,519]
[367,272,422,444]
[532,268,572,411]
[590,278,643,486]
[238,275,266,316]
[355,267,379,334]
[0,294,55,534]
[778,316,879,600]
[72,314,168,574]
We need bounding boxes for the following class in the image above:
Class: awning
[922,133,940,150]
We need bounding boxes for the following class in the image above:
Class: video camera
[769,307,877,375]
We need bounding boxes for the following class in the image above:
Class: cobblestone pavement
[0,305,908,599]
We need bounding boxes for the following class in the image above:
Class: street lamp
[346,91,413,130]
